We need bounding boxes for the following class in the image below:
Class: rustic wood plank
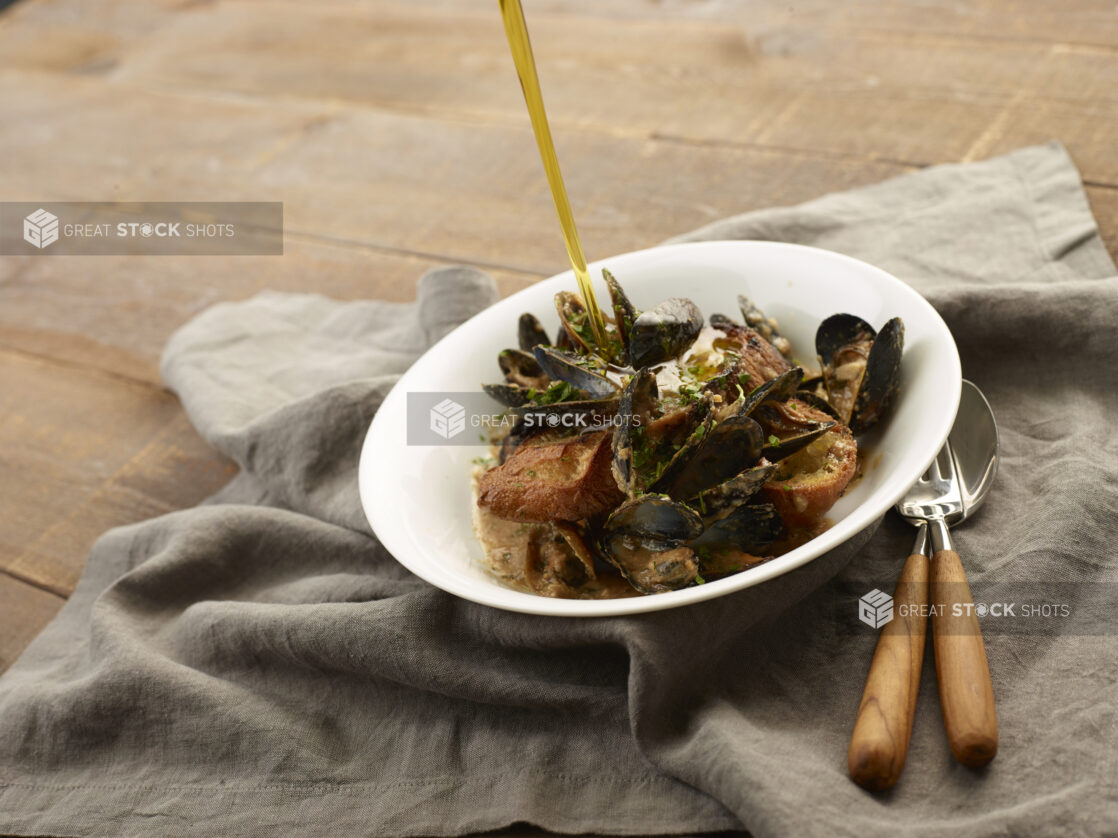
[0,572,64,673]
[1084,185,1118,261]
[101,1,1041,164]
[0,237,541,384]
[0,349,235,595]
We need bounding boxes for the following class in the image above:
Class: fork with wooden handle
[848,523,930,791]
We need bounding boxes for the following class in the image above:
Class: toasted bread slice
[477,430,623,523]
[760,424,858,529]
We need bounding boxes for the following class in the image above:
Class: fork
[847,468,933,790]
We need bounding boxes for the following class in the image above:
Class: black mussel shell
[690,503,784,566]
[700,464,778,518]
[760,422,834,461]
[602,495,704,546]
[499,348,548,390]
[483,382,531,408]
[601,496,703,593]
[532,346,618,398]
[853,317,904,435]
[649,414,765,502]
[752,395,836,461]
[603,269,638,359]
[628,297,703,369]
[732,366,804,419]
[816,314,904,434]
[518,313,551,352]
[612,368,658,495]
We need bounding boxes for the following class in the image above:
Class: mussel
[648,413,765,502]
[689,502,784,575]
[696,463,777,518]
[554,291,596,355]
[603,268,638,361]
[815,314,904,435]
[600,496,703,593]
[532,346,618,399]
[628,298,703,369]
[483,382,532,408]
[611,368,658,495]
[498,348,549,390]
[518,313,551,352]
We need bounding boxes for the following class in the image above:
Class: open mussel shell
[611,368,657,495]
[816,314,904,435]
[518,313,551,352]
[483,382,531,408]
[499,348,549,390]
[752,394,836,461]
[603,269,638,361]
[600,496,703,593]
[733,366,804,418]
[554,291,595,354]
[690,503,784,565]
[532,346,618,399]
[649,414,765,502]
[699,463,777,518]
[628,297,703,369]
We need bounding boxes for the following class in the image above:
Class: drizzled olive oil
[498,0,608,348]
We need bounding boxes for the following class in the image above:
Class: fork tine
[935,445,955,483]
[929,450,944,483]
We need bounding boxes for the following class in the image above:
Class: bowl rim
[359,240,961,617]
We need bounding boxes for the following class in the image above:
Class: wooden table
[1,0,1116,832]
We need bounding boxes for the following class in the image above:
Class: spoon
[848,380,999,789]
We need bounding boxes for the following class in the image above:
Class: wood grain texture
[931,548,999,768]
[0,572,64,672]
[848,551,929,791]
[0,349,236,595]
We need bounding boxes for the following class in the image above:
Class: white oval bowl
[359,241,960,617]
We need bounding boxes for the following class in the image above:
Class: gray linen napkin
[2,142,1117,838]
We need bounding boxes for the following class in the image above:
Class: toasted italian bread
[477,430,623,523]
[760,424,858,529]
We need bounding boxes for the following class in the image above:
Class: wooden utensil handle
[931,548,998,767]
[848,551,929,791]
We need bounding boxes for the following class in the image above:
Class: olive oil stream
[498,0,608,348]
